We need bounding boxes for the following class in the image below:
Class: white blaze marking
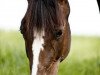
[32,31,44,75]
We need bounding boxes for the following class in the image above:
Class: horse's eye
[54,30,62,39]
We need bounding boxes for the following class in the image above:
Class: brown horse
[20,0,71,75]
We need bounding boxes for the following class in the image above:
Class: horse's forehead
[34,30,44,38]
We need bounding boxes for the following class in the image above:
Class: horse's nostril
[55,30,62,38]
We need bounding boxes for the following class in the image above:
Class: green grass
[0,31,100,75]
[58,36,100,75]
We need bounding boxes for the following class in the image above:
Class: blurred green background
[0,30,100,75]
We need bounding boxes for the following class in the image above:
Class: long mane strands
[29,0,60,33]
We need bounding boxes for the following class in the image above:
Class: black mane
[30,0,62,32]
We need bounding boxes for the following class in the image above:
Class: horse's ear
[97,0,100,12]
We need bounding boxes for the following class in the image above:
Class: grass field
[0,31,100,75]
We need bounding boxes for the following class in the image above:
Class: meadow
[0,31,100,75]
